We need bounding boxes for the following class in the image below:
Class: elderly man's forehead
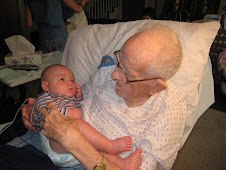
[121,25,175,66]
[120,33,155,70]
[122,30,154,54]
[124,26,175,50]
[125,29,153,45]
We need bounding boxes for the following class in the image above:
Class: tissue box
[4,51,43,65]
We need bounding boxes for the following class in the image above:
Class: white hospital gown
[82,65,187,170]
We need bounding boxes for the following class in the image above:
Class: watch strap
[94,156,109,170]
[77,2,84,10]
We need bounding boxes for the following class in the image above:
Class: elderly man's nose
[111,67,120,80]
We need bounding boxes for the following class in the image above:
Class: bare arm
[23,100,142,169]
[37,102,121,170]
[63,0,86,14]
[25,5,33,28]
[67,107,82,119]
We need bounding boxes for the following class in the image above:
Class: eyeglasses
[114,50,160,83]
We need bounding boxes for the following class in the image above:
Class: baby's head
[41,64,76,97]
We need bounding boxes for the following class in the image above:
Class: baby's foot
[108,136,132,154]
[122,148,143,170]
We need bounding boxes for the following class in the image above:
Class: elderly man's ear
[41,81,49,92]
[148,79,167,96]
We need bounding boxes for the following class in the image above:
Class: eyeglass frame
[113,50,161,83]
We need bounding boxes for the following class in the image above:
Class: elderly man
[20,24,185,170]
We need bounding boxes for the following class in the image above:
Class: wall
[0,1,20,35]
[0,0,31,40]
[122,0,145,20]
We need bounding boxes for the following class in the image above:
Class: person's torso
[26,0,67,41]
[82,65,187,169]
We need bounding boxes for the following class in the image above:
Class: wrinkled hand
[21,98,37,133]
[38,103,112,170]
[37,102,83,151]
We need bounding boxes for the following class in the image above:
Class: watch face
[94,156,108,170]
[94,165,106,170]
[94,166,106,170]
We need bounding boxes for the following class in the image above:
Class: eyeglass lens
[114,52,128,83]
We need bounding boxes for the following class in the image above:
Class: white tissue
[4,35,35,56]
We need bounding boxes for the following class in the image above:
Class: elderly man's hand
[21,98,37,133]
[37,102,82,151]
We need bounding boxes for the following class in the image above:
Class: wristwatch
[77,2,84,10]
[94,156,109,170]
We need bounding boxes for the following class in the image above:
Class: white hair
[137,23,183,81]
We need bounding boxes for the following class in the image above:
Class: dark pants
[0,145,58,170]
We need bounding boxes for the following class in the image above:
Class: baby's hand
[75,83,82,99]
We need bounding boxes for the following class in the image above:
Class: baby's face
[46,66,76,97]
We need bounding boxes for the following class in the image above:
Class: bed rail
[85,0,121,19]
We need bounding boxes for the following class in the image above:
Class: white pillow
[62,20,219,87]
[61,19,219,121]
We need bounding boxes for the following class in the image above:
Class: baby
[31,64,132,167]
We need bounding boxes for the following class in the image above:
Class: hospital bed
[61,19,220,147]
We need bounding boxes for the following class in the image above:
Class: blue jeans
[7,131,85,170]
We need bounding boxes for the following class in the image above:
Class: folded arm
[63,0,86,14]
[37,102,121,170]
